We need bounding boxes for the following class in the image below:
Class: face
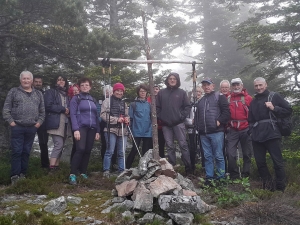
[254,80,267,93]
[56,76,66,88]
[33,78,43,90]
[73,86,79,95]
[231,83,243,93]
[113,89,124,99]
[220,82,230,95]
[105,90,112,98]
[79,82,91,93]
[138,88,147,99]
[154,87,160,96]
[202,82,215,94]
[168,75,177,87]
[20,73,33,90]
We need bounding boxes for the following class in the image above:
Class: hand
[265,102,274,111]
[35,123,41,128]
[124,117,130,125]
[217,121,220,127]
[65,108,69,115]
[74,131,80,141]
[95,133,100,140]
[10,121,16,127]
[118,117,124,123]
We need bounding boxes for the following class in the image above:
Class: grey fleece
[3,86,45,126]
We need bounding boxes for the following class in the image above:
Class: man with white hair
[220,80,231,97]
[248,77,292,191]
[3,71,45,184]
[226,78,252,179]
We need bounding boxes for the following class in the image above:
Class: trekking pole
[237,145,241,178]
[127,125,142,157]
[121,116,126,169]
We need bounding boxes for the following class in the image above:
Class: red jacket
[228,89,252,131]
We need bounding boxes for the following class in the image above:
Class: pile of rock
[101,150,214,225]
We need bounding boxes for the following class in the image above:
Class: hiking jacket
[156,73,191,127]
[3,86,45,126]
[70,93,100,133]
[195,91,230,135]
[44,88,69,130]
[100,95,129,136]
[248,89,292,142]
[129,99,152,137]
[228,89,252,131]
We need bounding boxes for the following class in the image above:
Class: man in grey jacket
[156,72,193,175]
[3,71,45,184]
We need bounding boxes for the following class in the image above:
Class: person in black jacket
[248,77,292,192]
[156,72,193,175]
[196,77,230,185]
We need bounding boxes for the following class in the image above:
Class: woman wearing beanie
[100,82,130,177]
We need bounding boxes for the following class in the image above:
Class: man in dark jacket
[249,77,292,191]
[196,77,230,184]
[226,78,252,179]
[156,72,193,175]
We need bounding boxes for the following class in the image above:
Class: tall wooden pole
[142,12,159,160]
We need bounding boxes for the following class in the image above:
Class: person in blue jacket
[126,84,152,169]
[69,77,100,185]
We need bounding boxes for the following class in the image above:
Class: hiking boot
[11,175,19,185]
[69,174,77,185]
[80,174,88,179]
[19,173,26,180]
[103,171,110,178]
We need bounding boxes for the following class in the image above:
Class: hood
[164,72,181,88]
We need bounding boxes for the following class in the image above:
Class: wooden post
[142,12,160,160]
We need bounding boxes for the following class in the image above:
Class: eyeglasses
[139,90,147,93]
[168,78,177,81]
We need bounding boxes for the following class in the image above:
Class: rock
[141,159,161,181]
[112,197,126,203]
[132,183,153,212]
[158,195,212,213]
[175,173,196,191]
[101,200,134,213]
[67,196,82,205]
[44,196,67,215]
[101,199,112,207]
[73,217,86,222]
[115,170,132,185]
[37,195,47,200]
[166,219,174,225]
[116,179,138,197]
[182,189,197,196]
[111,189,118,196]
[137,213,155,224]
[138,149,153,175]
[149,175,181,198]
[121,211,135,224]
[168,213,194,225]
[158,158,177,178]
[129,168,142,180]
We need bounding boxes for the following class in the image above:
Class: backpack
[228,94,249,115]
[268,91,292,136]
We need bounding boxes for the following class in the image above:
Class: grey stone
[129,168,142,180]
[37,195,47,200]
[154,214,166,222]
[115,170,131,185]
[67,196,82,205]
[149,175,181,198]
[137,213,155,224]
[44,196,67,215]
[116,179,138,197]
[121,211,135,224]
[175,173,196,191]
[158,158,177,178]
[158,195,212,213]
[111,189,118,196]
[101,199,112,207]
[141,160,161,181]
[112,197,126,203]
[168,213,194,225]
[101,200,134,213]
[132,183,153,212]
[73,217,86,222]
[138,149,153,175]
[166,219,174,225]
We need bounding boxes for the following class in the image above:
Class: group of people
[3,71,292,192]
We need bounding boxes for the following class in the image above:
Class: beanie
[113,83,125,92]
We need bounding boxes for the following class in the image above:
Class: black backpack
[268,92,292,136]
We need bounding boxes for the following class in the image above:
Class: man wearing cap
[195,77,230,185]
[226,78,252,179]
[156,72,193,175]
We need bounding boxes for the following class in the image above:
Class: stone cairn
[101,150,214,225]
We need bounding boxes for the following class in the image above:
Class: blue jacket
[129,99,152,137]
[70,93,100,133]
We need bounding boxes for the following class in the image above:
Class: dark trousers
[158,129,165,158]
[226,128,252,179]
[188,133,197,172]
[252,138,286,191]
[70,135,76,164]
[70,127,96,175]
[126,137,152,169]
[100,121,117,165]
[36,126,49,168]
[10,125,37,176]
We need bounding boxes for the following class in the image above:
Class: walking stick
[127,125,142,157]
[121,120,126,169]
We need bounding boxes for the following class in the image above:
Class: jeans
[162,123,192,174]
[252,139,286,191]
[200,132,225,179]
[10,125,37,177]
[103,132,127,172]
[37,126,49,168]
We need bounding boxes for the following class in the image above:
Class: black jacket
[156,73,191,127]
[248,89,292,142]
[195,91,230,134]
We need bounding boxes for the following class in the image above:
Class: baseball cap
[201,77,214,84]
[231,78,243,84]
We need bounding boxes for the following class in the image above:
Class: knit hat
[113,83,125,92]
